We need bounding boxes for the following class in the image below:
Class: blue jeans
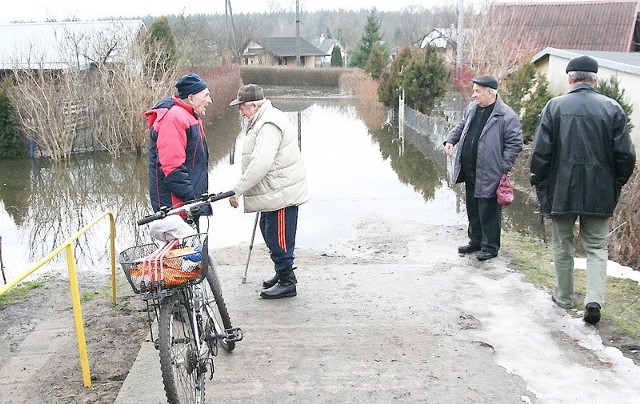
[551,215,609,307]
[260,206,299,271]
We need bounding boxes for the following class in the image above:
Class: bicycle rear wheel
[158,292,205,404]
[204,262,236,352]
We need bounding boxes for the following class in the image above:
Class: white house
[310,34,345,67]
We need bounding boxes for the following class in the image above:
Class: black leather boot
[262,268,297,289]
[260,268,297,299]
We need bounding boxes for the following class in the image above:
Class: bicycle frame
[135,190,237,337]
[128,191,242,403]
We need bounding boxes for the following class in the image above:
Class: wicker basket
[119,233,208,294]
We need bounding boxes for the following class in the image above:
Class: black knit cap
[175,73,208,99]
[229,84,265,106]
[472,75,499,90]
[565,55,598,73]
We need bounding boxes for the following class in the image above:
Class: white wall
[540,55,640,149]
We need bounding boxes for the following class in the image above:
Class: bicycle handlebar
[137,190,236,226]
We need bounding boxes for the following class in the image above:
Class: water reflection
[0,154,150,278]
[398,107,546,239]
[370,121,450,202]
[0,108,243,282]
[0,88,545,283]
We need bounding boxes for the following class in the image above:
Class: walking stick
[241,212,259,284]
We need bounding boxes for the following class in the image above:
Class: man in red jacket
[145,73,212,217]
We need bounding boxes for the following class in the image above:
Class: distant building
[532,47,640,147]
[242,37,328,67]
[419,27,469,64]
[310,34,345,67]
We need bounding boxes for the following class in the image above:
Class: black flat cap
[472,75,498,90]
[566,55,598,73]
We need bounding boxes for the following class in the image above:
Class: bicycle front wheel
[158,292,205,404]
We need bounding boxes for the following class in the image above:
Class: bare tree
[91,39,175,157]
[7,21,174,159]
[9,67,84,160]
[171,14,218,69]
[394,5,435,47]
[463,5,540,79]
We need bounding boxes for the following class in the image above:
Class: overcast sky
[0,0,536,23]
[0,0,591,24]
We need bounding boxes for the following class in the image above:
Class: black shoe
[583,302,601,325]
[458,244,482,254]
[476,251,498,261]
[260,268,297,299]
[262,268,297,289]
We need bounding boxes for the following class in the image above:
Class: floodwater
[0,86,544,283]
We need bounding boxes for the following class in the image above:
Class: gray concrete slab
[115,230,534,403]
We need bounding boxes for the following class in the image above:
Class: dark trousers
[260,205,299,271]
[465,181,502,255]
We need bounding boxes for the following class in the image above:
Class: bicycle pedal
[225,327,243,342]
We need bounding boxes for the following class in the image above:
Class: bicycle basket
[118,233,208,294]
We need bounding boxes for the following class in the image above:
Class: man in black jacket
[530,55,636,324]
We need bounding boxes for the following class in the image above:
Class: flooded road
[0,87,543,282]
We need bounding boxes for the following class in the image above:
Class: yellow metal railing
[0,210,117,387]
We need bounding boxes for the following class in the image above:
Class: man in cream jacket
[229,84,310,299]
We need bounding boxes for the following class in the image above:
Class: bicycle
[119,191,242,404]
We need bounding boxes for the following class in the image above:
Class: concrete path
[115,222,534,404]
[115,216,640,404]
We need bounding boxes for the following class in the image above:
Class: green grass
[503,231,640,338]
[503,232,555,290]
[0,276,50,306]
[80,290,101,302]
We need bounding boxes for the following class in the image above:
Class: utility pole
[456,0,464,71]
[296,0,301,66]
[226,0,239,61]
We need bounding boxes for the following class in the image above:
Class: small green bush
[598,75,634,132]
[0,81,27,159]
[501,63,552,144]
[330,47,344,67]
[377,45,448,115]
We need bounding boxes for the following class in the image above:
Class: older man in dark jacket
[530,55,636,325]
[445,75,523,261]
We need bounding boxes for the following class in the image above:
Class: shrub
[598,75,634,132]
[339,69,387,129]
[330,47,344,67]
[610,169,640,271]
[0,80,27,159]
[239,66,344,87]
[501,63,552,144]
[364,42,388,80]
[378,45,448,115]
